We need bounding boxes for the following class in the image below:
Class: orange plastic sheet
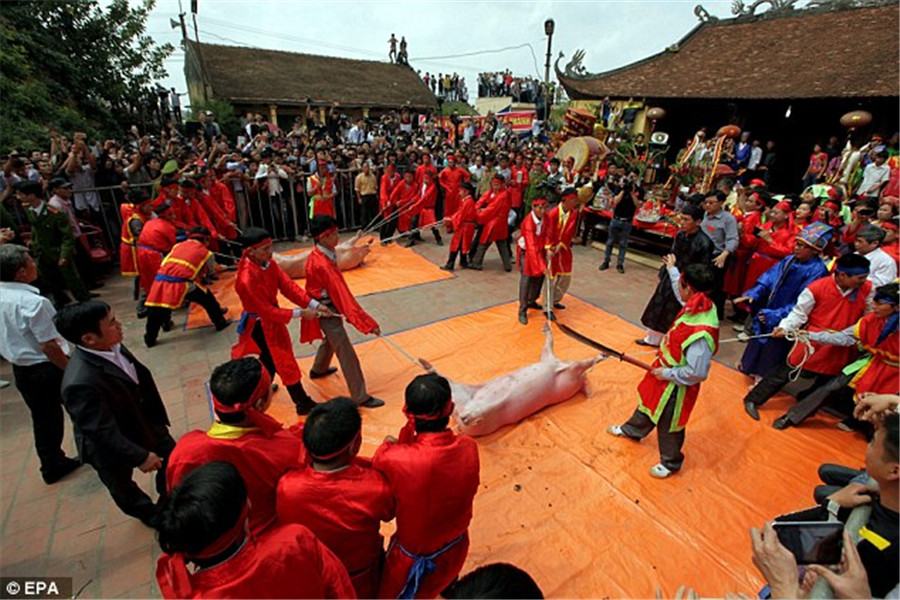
[251,297,866,598]
[185,240,453,329]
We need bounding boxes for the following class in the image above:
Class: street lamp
[544,19,555,86]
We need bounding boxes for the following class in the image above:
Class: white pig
[420,322,606,437]
[273,230,373,279]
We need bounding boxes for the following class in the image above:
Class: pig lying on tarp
[420,322,606,437]
[273,231,373,279]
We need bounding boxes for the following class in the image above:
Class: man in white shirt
[0,245,81,484]
[856,224,898,288]
[858,151,890,199]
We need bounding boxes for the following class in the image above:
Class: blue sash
[236,312,259,335]
[396,533,465,600]
[154,274,188,283]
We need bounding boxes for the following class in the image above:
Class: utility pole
[544,19,555,86]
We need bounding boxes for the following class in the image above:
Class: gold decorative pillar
[268,104,278,127]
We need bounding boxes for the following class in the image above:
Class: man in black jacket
[55,300,175,527]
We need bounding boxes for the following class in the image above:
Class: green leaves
[0,0,173,149]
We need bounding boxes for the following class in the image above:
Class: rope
[379,335,425,370]
[379,219,448,245]
[784,330,814,382]
[364,200,424,236]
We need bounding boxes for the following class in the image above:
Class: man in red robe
[232,227,330,415]
[155,177,194,231]
[415,151,437,188]
[508,153,531,224]
[406,169,442,247]
[277,397,395,599]
[307,162,337,219]
[517,197,548,325]
[143,229,231,347]
[379,162,402,242]
[744,253,872,421]
[200,169,237,224]
[438,154,470,218]
[136,200,178,305]
[300,215,383,408]
[120,188,155,318]
[744,200,796,286]
[441,181,477,271]
[373,373,480,599]
[166,357,303,535]
[469,174,512,271]
[156,462,355,600]
[544,188,582,311]
[390,169,419,235]
[608,264,719,478]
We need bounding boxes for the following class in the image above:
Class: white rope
[784,330,814,382]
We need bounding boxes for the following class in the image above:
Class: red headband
[774,201,792,213]
[314,225,338,239]
[308,429,361,462]
[210,360,282,437]
[398,400,455,443]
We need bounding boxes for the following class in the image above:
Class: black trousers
[145,287,225,342]
[744,363,834,408]
[620,396,686,471]
[360,194,378,228]
[87,429,176,524]
[519,273,545,314]
[781,372,855,425]
[11,362,69,477]
[709,263,728,320]
[380,209,398,242]
[813,463,865,504]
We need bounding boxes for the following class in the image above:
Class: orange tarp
[185,241,453,329]
[248,297,866,598]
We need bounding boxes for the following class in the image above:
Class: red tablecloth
[584,207,678,239]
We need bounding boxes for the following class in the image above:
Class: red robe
[119,205,147,277]
[167,193,197,231]
[208,179,237,223]
[544,205,580,276]
[508,165,530,209]
[300,247,378,343]
[166,423,302,536]
[379,171,401,215]
[449,194,477,254]
[438,166,470,217]
[848,312,899,396]
[516,211,547,277]
[882,240,899,264]
[198,190,237,240]
[373,430,480,600]
[476,189,511,244]
[233,256,314,387]
[788,277,872,375]
[145,240,212,310]
[744,222,796,286]
[723,210,758,296]
[390,180,419,233]
[156,524,356,600]
[309,173,337,218]
[276,458,395,599]
[136,218,177,298]
[414,181,438,227]
[638,293,719,431]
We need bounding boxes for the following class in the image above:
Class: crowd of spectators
[478,71,545,103]
[419,71,468,103]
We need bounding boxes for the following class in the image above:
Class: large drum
[557,136,608,173]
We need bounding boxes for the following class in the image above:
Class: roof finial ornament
[562,49,588,78]
[732,0,799,16]
[694,5,715,22]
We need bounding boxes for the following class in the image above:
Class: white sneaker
[649,463,675,478]
[732,323,745,333]
[607,425,626,437]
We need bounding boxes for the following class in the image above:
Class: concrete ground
[0,235,749,598]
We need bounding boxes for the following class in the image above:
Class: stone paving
[0,236,748,598]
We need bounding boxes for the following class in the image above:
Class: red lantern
[717,124,741,139]
[840,110,872,129]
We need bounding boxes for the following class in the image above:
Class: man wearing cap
[438,154,471,218]
[544,188,582,311]
[120,189,156,317]
[516,197,549,325]
[233,227,329,415]
[136,200,179,308]
[143,228,231,348]
[442,181,477,271]
[17,180,91,307]
[855,223,897,288]
[743,252,872,421]
[300,216,384,408]
[734,223,831,383]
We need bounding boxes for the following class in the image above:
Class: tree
[0,0,174,151]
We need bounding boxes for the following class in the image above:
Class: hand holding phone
[773,521,843,565]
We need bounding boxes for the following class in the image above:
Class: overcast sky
[146,0,738,110]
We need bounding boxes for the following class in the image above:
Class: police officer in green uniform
[16,181,91,307]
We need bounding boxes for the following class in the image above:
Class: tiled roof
[186,41,437,109]
[556,3,899,100]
